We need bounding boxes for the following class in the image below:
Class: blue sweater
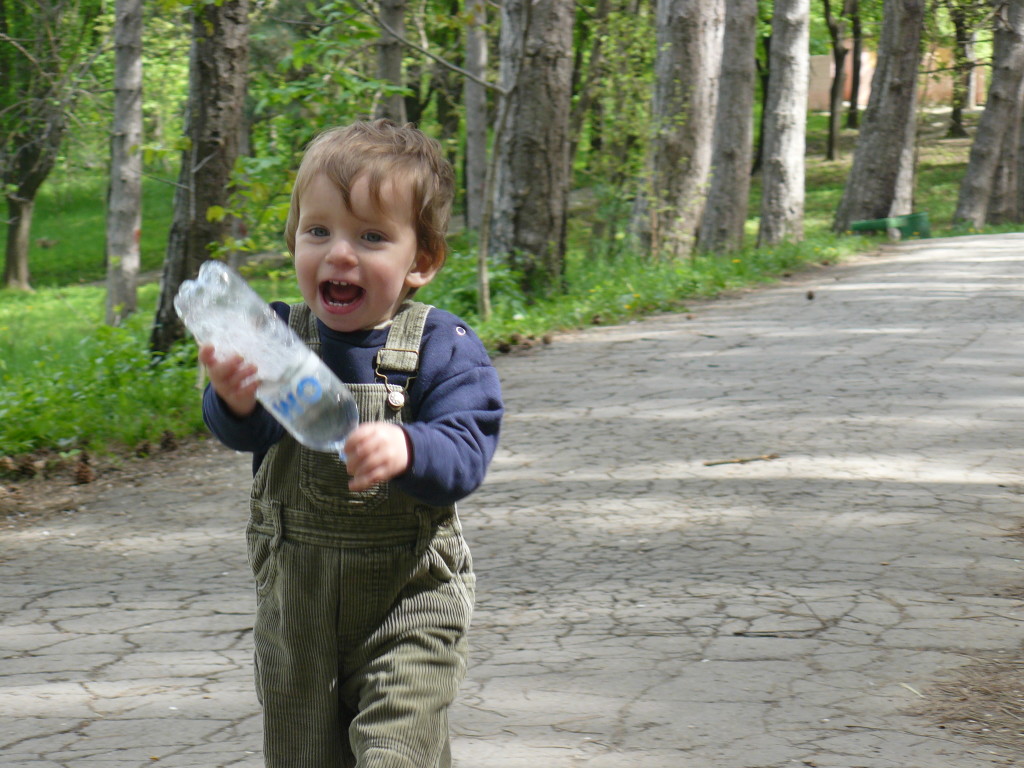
[203,302,504,507]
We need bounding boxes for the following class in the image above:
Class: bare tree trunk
[989,74,1024,222]
[632,0,724,259]
[568,0,611,166]
[944,0,975,138]
[698,0,757,254]
[757,0,809,247]
[150,0,249,355]
[955,0,1024,228]
[375,0,407,123]
[3,197,33,290]
[105,0,143,326]
[823,0,848,160]
[463,0,488,230]
[752,32,770,174]
[2,119,61,291]
[490,0,575,295]
[833,0,925,232]
[890,78,919,217]
[845,0,862,129]
[1017,77,1024,219]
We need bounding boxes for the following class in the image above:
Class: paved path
[3,233,1024,767]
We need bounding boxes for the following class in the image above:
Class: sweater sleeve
[202,386,284,454]
[200,300,289,456]
[391,314,503,506]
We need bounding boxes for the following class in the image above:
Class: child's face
[293,173,435,332]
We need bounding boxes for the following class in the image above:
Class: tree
[568,0,612,166]
[954,0,1024,228]
[375,0,407,122]
[105,0,143,326]
[833,0,926,233]
[845,0,864,128]
[150,0,249,355]
[757,0,809,247]
[490,0,575,294]
[631,0,724,259]
[823,0,849,160]
[463,0,488,230]
[1,0,104,291]
[942,0,988,138]
[697,0,757,254]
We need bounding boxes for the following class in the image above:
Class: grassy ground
[19,170,177,287]
[0,109,1009,469]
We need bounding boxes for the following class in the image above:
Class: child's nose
[325,237,357,266]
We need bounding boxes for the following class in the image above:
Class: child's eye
[308,225,329,237]
[363,231,385,244]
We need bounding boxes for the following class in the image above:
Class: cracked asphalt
[3,232,1024,767]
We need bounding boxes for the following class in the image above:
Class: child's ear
[405,250,441,289]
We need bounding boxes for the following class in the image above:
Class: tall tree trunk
[375,0,407,122]
[988,76,1024,222]
[1016,76,1024,219]
[568,0,611,166]
[945,0,974,138]
[150,0,249,355]
[890,76,919,217]
[490,0,575,295]
[698,0,757,254]
[833,0,925,232]
[631,0,724,259]
[3,197,33,290]
[2,120,62,290]
[105,0,143,326]
[752,32,771,174]
[463,0,488,230]
[954,0,1024,228]
[845,0,862,129]
[823,0,848,160]
[757,0,809,247]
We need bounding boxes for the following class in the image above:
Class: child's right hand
[199,344,260,418]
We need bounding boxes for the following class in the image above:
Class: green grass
[13,170,176,287]
[0,111,1004,467]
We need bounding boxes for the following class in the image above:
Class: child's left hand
[343,423,411,491]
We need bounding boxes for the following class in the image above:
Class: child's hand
[344,423,411,491]
[199,344,260,418]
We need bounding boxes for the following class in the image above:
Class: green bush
[0,286,204,459]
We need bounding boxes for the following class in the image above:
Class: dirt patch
[911,657,1024,755]
[0,436,228,531]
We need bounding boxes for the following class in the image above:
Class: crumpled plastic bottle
[174,260,359,457]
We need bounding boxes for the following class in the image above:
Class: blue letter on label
[296,377,322,404]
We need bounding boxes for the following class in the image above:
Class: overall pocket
[298,446,389,513]
[246,528,280,598]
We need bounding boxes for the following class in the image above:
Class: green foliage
[574,4,655,188]
[213,0,395,261]
[0,285,204,458]
[0,0,108,191]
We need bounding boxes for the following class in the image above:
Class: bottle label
[270,376,323,421]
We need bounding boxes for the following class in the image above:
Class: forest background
[1,0,1022,477]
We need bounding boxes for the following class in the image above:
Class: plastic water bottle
[174,260,359,457]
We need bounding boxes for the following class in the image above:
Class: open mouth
[320,280,364,308]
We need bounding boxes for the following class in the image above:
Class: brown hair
[284,120,454,274]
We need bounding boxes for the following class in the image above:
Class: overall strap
[288,302,320,353]
[376,301,432,375]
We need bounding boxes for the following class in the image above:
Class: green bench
[849,211,931,239]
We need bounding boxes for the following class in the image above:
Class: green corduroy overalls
[246,301,475,768]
